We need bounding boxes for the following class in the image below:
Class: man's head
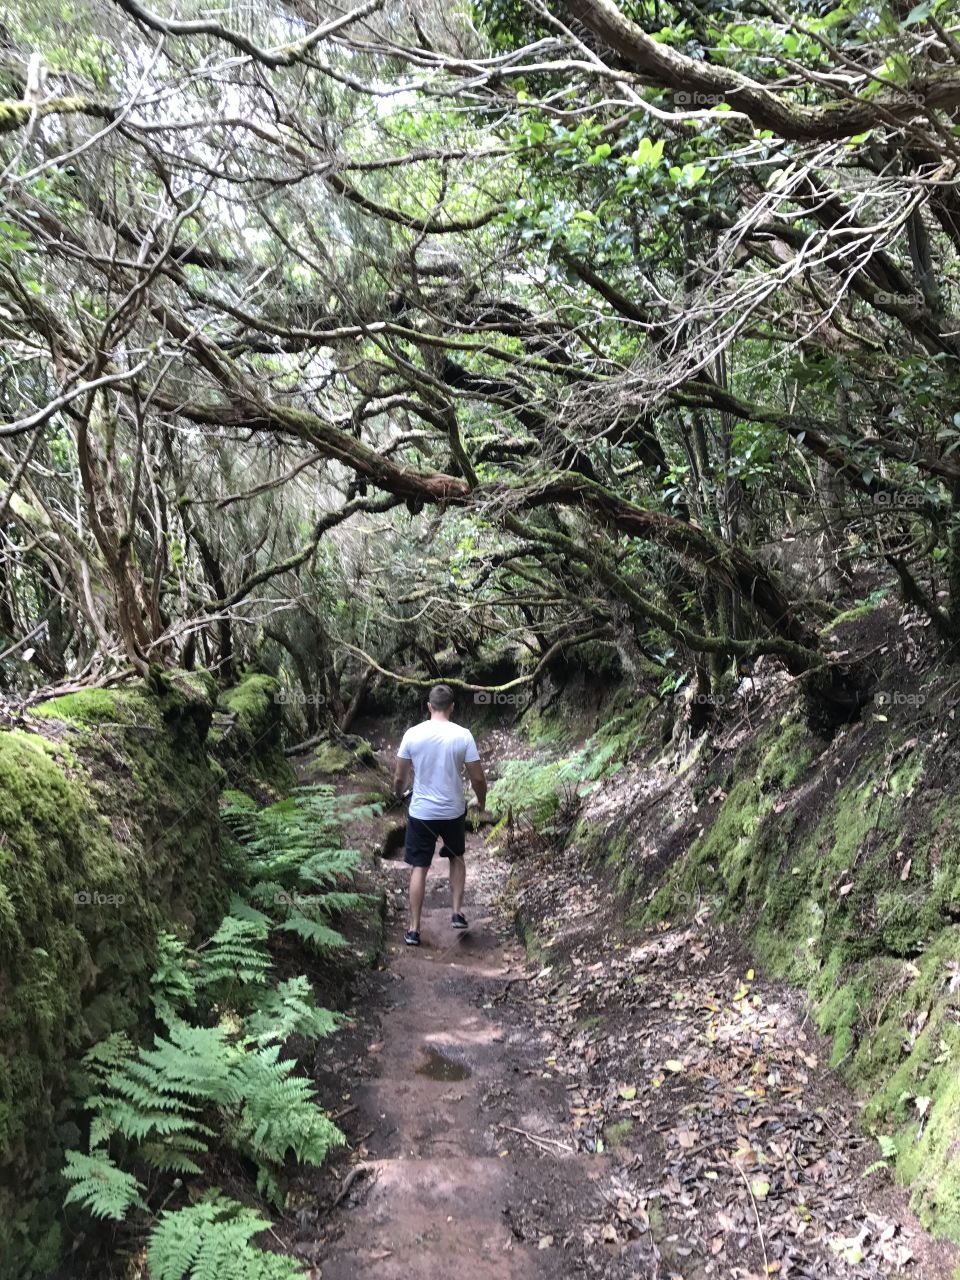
[427,683,455,717]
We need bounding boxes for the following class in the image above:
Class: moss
[524,708,575,748]
[640,775,761,925]
[854,931,960,1238]
[33,686,140,725]
[756,718,816,791]
[516,918,545,963]
[603,1119,634,1148]
[820,593,890,635]
[212,673,295,795]
[312,742,355,773]
[299,736,380,791]
[626,694,960,1241]
[0,675,228,1276]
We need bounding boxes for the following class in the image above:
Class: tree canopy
[1,0,959,718]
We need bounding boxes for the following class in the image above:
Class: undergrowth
[489,700,652,839]
[62,785,376,1280]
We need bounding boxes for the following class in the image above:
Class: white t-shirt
[398,719,480,820]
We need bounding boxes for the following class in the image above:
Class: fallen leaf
[538,1235,554,1249]
[619,1086,637,1101]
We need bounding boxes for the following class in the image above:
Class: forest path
[314,836,592,1280]
[313,833,960,1280]
[306,730,959,1280]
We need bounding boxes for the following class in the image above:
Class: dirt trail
[306,733,959,1280]
[316,839,597,1280]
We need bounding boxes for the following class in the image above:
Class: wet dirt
[308,838,604,1280]
[415,1046,472,1081]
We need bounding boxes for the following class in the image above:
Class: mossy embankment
[543,605,960,1243]
[0,672,236,1276]
[211,671,296,794]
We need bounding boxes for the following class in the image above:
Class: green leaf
[902,2,931,26]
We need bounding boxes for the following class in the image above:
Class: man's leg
[408,865,428,932]
[404,815,433,938]
[448,855,466,917]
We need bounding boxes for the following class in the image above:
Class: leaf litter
[500,831,959,1279]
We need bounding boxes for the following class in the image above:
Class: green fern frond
[135,1021,246,1106]
[147,1193,304,1280]
[139,1134,208,1175]
[241,977,342,1046]
[299,890,369,915]
[234,1048,345,1168]
[226,895,273,929]
[195,916,272,992]
[276,913,347,949]
[152,931,197,1024]
[63,1149,145,1221]
[296,849,360,886]
[331,794,384,827]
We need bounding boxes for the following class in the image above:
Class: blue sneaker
[404,929,420,946]
[451,914,468,930]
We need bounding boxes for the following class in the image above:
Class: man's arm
[466,760,487,810]
[393,755,413,798]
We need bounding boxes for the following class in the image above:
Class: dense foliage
[1,0,959,718]
[62,783,368,1278]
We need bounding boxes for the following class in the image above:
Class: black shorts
[404,811,467,868]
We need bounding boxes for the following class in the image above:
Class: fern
[133,1021,245,1107]
[68,1016,342,1205]
[296,848,360,887]
[276,912,348,950]
[234,1047,345,1170]
[147,1194,304,1280]
[223,785,368,951]
[301,889,369,915]
[64,784,360,1267]
[194,915,272,993]
[152,932,198,1024]
[489,755,581,829]
[241,977,342,1046]
[62,1149,146,1221]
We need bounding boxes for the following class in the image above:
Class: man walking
[393,684,487,946]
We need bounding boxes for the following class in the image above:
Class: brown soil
[293,838,958,1280]
[289,720,960,1280]
[296,840,609,1280]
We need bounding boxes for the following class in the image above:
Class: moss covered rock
[212,672,296,795]
[0,673,228,1277]
[310,734,377,776]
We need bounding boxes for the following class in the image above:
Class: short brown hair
[428,683,455,710]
